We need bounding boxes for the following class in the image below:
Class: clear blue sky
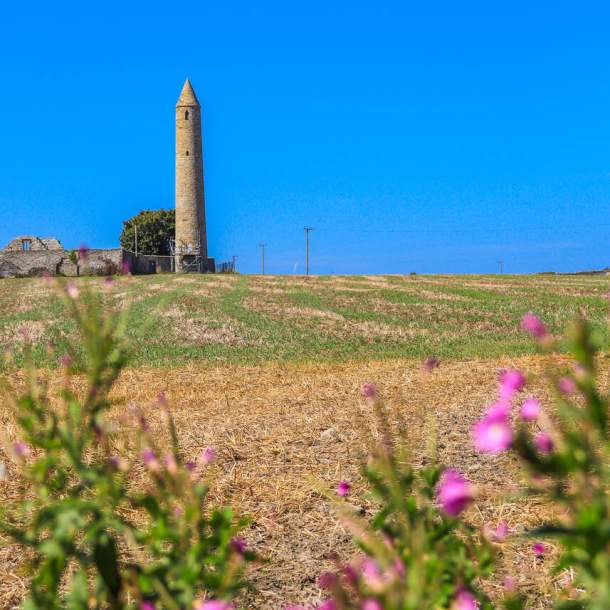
[2,1,610,274]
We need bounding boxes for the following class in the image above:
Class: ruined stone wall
[0,249,124,278]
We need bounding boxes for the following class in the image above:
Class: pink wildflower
[121,260,131,275]
[230,537,248,556]
[452,588,479,610]
[532,542,545,556]
[437,469,475,516]
[503,576,516,592]
[362,600,383,610]
[185,461,197,472]
[13,441,30,458]
[58,355,72,367]
[361,382,376,399]
[499,369,525,399]
[157,391,168,406]
[558,377,577,396]
[141,448,159,471]
[78,245,89,262]
[495,521,509,540]
[201,446,216,465]
[163,453,178,474]
[342,562,359,585]
[140,602,155,610]
[361,558,384,590]
[472,403,513,453]
[318,601,337,610]
[520,397,540,421]
[423,356,440,372]
[336,480,351,497]
[534,432,554,454]
[66,282,79,299]
[521,312,547,339]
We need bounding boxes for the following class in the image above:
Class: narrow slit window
[184,110,189,120]
[186,150,189,156]
[22,239,31,251]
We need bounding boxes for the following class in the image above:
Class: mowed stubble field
[1,273,610,608]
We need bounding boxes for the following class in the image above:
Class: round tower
[175,78,207,271]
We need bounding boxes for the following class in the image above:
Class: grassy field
[1,273,609,368]
[1,273,609,609]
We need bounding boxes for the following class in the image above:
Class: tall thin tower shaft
[175,78,207,270]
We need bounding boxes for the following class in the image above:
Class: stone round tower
[175,78,208,271]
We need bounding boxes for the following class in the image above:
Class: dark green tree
[119,209,175,256]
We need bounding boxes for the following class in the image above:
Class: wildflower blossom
[534,432,554,454]
[532,542,545,556]
[201,446,216,465]
[336,480,351,497]
[437,469,475,516]
[495,521,509,540]
[58,355,72,367]
[318,599,337,610]
[520,397,541,421]
[164,453,178,474]
[503,576,516,592]
[521,312,547,339]
[499,369,525,399]
[13,441,30,458]
[423,355,440,372]
[78,245,89,262]
[362,600,383,610]
[230,537,247,556]
[141,448,159,471]
[361,558,384,590]
[473,403,513,453]
[558,377,577,396]
[361,382,376,399]
[140,602,155,610]
[67,282,79,299]
[452,588,479,610]
[157,391,168,406]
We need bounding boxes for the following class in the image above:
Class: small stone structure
[0,236,126,278]
[0,236,180,278]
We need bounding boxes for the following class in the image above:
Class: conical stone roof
[176,78,200,107]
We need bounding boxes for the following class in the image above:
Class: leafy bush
[0,280,252,609]
[471,312,610,610]
[309,384,499,610]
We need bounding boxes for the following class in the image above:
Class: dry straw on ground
[0,354,577,609]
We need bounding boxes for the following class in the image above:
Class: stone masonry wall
[0,249,124,278]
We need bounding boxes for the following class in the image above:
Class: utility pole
[259,243,266,275]
[134,224,139,257]
[497,260,503,274]
[304,226,313,275]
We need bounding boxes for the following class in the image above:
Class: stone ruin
[0,236,125,278]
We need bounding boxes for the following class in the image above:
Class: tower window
[186,150,189,156]
[22,239,31,251]
[185,110,189,120]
